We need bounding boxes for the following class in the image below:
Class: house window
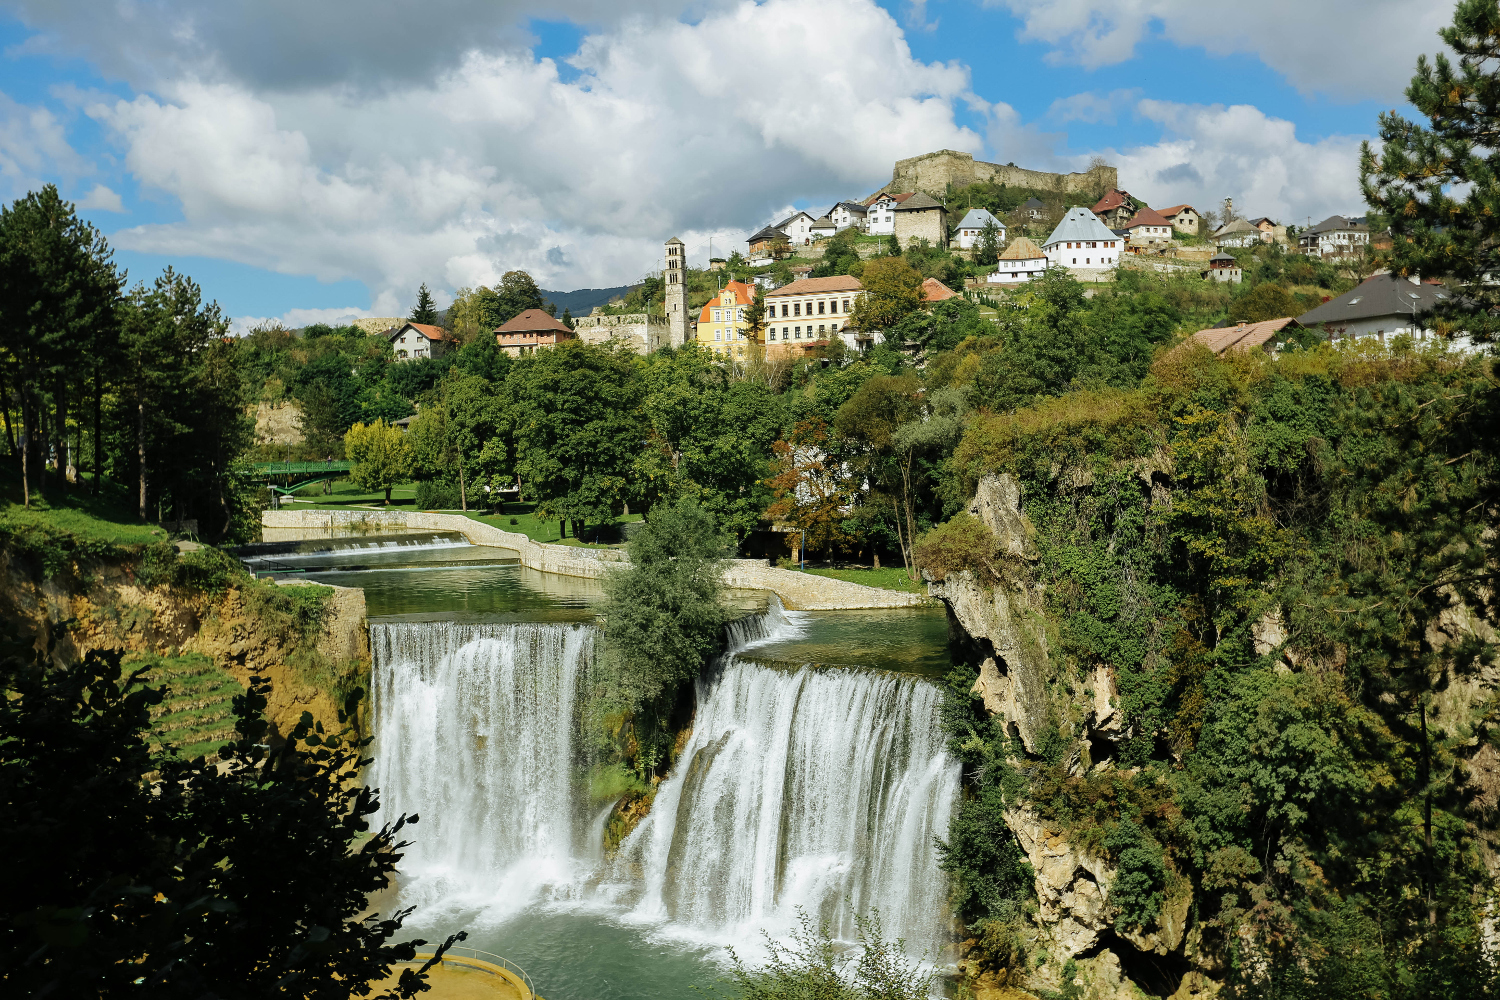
[795,326,801,337]
[794,303,801,316]
[715,331,721,341]
[818,301,825,315]
[818,324,825,333]
[842,299,850,312]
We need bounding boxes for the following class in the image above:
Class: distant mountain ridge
[540,285,635,316]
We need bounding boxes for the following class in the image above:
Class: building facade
[571,310,666,354]
[894,192,947,246]
[694,280,756,360]
[1042,208,1123,274]
[1207,252,1242,283]
[387,322,450,360]
[988,235,1049,283]
[762,276,861,352]
[494,309,575,357]
[1157,204,1200,235]
[1295,273,1468,349]
[829,201,868,231]
[776,211,818,245]
[865,192,912,235]
[1092,188,1137,229]
[1122,206,1175,247]
[1298,215,1371,259]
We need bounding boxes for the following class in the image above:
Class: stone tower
[664,236,689,348]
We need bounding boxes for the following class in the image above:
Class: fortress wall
[892,150,1116,198]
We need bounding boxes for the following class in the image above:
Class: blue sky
[0,0,1444,327]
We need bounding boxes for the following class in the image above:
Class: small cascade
[368,621,594,913]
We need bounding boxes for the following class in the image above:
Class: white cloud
[86,0,980,310]
[987,0,1447,100]
[1047,88,1140,125]
[229,305,388,336]
[75,182,125,212]
[1104,99,1367,224]
[0,92,88,198]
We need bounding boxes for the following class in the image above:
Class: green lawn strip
[791,565,927,595]
[125,651,244,758]
[464,505,641,549]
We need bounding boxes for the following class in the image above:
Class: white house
[987,236,1048,284]
[954,208,1006,250]
[1122,206,1175,247]
[1213,218,1263,249]
[810,216,836,241]
[1042,208,1122,273]
[1295,273,1470,349]
[865,192,913,235]
[829,201,868,231]
[1297,215,1371,260]
[386,322,450,361]
[775,211,819,245]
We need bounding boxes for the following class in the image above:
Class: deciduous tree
[344,420,414,504]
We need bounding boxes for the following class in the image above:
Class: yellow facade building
[694,280,756,359]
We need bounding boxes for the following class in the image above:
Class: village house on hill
[1157,204,1200,235]
[388,322,451,361]
[1122,206,1175,248]
[894,191,948,246]
[762,276,862,354]
[1298,215,1370,260]
[1092,188,1137,229]
[987,235,1048,284]
[1043,208,1122,275]
[696,280,756,360]
[829,201,868,231]
[1207,251,1242,283]
[865,191,913,235]
[1017,197,1047,221]
[1295,273,1466,348]
[776,211,818,245]
[494,308,574,357]
[953,208,1006,250]
[1213,218,1263,249]
[748,226,790,263]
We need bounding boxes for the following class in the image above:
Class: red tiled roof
[389,322,450,342]
[1189,317,1298,355]
[1092,188,1131,213]
[1123,206,1174,230]
[1158,204,1194,217]
[697,280,757,322]
[863,190,915,207]
[765,276,863,296]
[495,308,571,334]
[921,277,958,302]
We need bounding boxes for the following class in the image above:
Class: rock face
[930,473,1205,999]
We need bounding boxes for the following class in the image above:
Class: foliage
[912,513,996,581]
[811,228,863,279]
[0,634,459,998]
[408,283,439,325]
[850,257,923,331]
[344,420,415,504]
[708,907,931,1000]
[135,541,244,593]
[764,419,859,558]
[240,580,334,647]
[975,219,1003,267]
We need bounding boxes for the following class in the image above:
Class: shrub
[913,513,996,581]
[135,543,245,594]
[414,480,461,510]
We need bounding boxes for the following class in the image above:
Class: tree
[764,419,858,561]
[505,342,644,535]
[976,218,1003,266]
[408,284,439,325]
[344,420,414,504]
[707,908,931,1000]
[850,257,923,332]
[835,374,923,576]
[811,228,862,278]
[0,636,459,998]
[562,307,574,329]
[494,271,546,325]
[1360,0,1500,339]
[1228,281,1296,325]
[886,233,901,257]
[597,500,730,721]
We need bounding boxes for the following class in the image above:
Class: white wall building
[775,211,819,245]
[1295,273,1472,350]
[954,208,1006,249]
[829,201,868,231]
[1041,208,1122,273]
[865,192,911,235]
[987,236,1048,284]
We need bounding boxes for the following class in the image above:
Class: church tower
[664,236,688,348]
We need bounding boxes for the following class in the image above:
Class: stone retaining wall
[262,509,925,610]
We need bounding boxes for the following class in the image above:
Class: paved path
[261,509,927,610]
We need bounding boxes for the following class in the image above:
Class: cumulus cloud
[1104,99,1367,224]
[1047,88,1140,125]
[85,0,979,307]
[987,0,1446,100]
[0,92,88,199]
[75,182,125,212]
[229,305,390,336]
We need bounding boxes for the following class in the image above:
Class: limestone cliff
[0,547,366,741]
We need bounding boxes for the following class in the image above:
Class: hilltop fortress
[891,149,1117,198]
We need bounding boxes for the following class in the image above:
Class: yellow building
[694,280,756,359]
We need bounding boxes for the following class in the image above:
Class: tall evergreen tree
[1361,0,1500,340]
[408,283,439,325]
[493,270,546,325]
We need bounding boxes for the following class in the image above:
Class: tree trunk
[137,395,147,521]
[55,382,66,491]
[458,455,467,512]
[891,497,910,576]
[384,485,392,505]
[1422,700,1436,926]
[1,380,16,457]
[560,519,567,539]
[94,370,103,494]
[20,391,31,507]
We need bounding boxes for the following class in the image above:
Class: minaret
[664,236,688,348]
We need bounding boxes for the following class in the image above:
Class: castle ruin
[890,150,1117,199]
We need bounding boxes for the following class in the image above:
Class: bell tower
[664,236,688,348]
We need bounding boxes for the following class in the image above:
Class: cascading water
[368,600,959,958]
[620,601,961,956]
[368,621,594,917]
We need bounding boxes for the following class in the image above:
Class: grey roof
[1214,218,1258,236]
[1210,251,1237,263]
[896,191,944,212]
[1306,214,1370,235]
[1295,273,1459,326]
[1020,197,1046,210]
[811,216,836,230]
[749,226,788,243]
[956,208,1004,230]
[1043,207,1119,247]
[833,201,868,214]
[773,211,816,229]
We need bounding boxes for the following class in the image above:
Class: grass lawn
[0,469,170,550]
[282,478,418,507]
[466,504,642,549]
[789,565,928,595]
[127,651,244,760]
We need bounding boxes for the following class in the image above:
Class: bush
[414,480,461,510]
[913,513,996,581]
[135,543,245,594]
[241,580,333,647]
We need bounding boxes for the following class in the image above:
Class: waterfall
[368,621,594,915]
[622,635,960,954]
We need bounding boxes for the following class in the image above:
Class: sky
[0,0,1451,331]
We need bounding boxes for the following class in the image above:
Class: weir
[367,604,959,955]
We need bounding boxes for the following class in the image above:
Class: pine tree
[409,283,439,325]
[1361,0,1500,340]
[562,307,574,329]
